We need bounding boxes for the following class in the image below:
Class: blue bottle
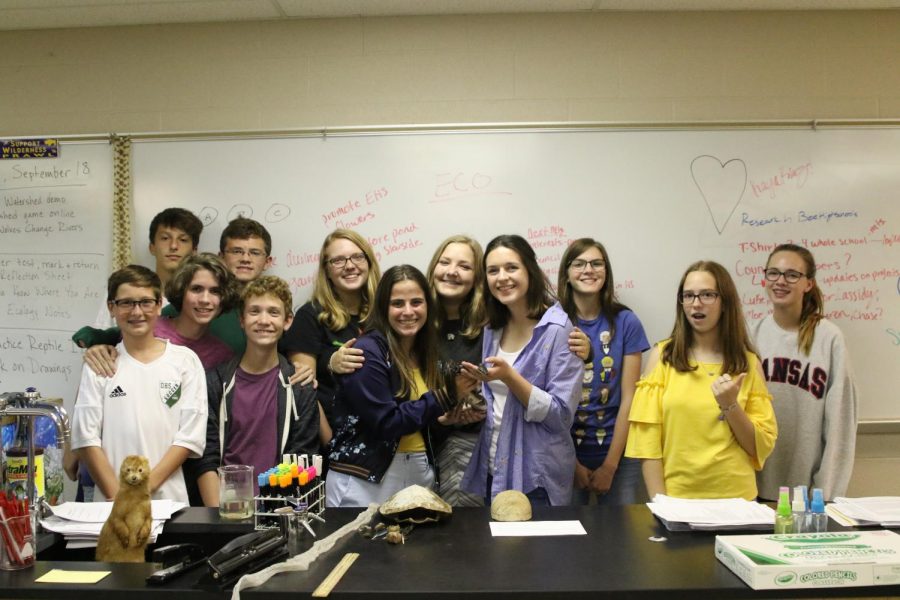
[809,488,828,532]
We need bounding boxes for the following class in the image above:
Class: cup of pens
[0,494,34,570]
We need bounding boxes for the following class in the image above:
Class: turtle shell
[379,485,453,524]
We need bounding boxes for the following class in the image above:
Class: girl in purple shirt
[461,235,582,506]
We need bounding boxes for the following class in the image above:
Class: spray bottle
[791,486,807,533]
[809,488,828,532]
[774,486,793,533]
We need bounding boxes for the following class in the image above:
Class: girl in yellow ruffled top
[625,260,777,500]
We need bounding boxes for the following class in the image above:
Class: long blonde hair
[311,229,381,332]
[767,243,824,356]
[425,235,487,339]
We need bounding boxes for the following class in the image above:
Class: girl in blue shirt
[558,238,649,505]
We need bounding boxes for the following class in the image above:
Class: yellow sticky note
[36,569,111,584]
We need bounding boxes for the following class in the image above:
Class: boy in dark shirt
[196,276,318,505]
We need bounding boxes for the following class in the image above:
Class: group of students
[69,211,320,505]
[67,207,858,511]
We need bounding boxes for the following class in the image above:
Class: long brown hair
[557,238,629,339]
[363,265,440,399]
[483,234,555,329]
[426,235,487,339]
[661,260,756,375]
[165,253,238,314]
[767,243,824,356]
[311,229,381,332]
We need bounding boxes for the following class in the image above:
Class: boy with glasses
[218,217,273,289]
[75,218,273,371]
[165,217,274,356]
[69,208,203,501]
[71,265,207,503]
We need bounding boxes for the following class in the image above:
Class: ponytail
[797,283,824,355]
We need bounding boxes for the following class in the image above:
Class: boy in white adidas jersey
[71,265,207,503]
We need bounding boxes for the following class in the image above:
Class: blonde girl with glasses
[280,229,381,445]
[558,239,650,505]
[625,260,777,500]
[753,243,857,501]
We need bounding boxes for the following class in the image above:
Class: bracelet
[327,356,336,374]
[717,401,738,421]
[583,347,594,364]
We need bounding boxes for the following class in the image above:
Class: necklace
[690,350,718,377]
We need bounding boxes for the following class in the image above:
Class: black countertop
[3,505,899,599]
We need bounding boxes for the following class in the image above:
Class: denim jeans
[570,457,646,506]
[326,452,434,508]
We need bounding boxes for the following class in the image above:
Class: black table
[3,505,900,599]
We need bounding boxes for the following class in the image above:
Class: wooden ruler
[311,552,359,597]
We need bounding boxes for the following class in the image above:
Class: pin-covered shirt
[572,310,649,469]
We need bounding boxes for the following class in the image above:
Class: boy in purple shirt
[195,276,319,505]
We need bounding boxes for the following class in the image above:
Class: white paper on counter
[49,499,186,522]
[832,497,900,527]
[490,520,587,536]
[647,495,775,531]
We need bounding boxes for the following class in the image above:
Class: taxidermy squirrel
[95,455,152,563]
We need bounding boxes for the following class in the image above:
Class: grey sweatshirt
[753,315,858,501]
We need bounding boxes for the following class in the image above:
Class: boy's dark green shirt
[72,307,245,355]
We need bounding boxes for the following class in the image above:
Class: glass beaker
[217,465,254,520]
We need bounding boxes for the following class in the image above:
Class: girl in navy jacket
[326,265,479,507]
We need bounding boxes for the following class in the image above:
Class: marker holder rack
[253,480,325,531]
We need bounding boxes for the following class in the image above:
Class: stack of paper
[828,497,900,527]
[647,494,776,531]
[40,500,187,549]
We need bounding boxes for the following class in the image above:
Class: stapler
[205,528,288,587]
[146,543,207,585]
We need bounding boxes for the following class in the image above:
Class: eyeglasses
[111,298,159,311]
[327,252,367,269]
[764,268,807,283]
[680,291,720,305]
[225,247,267,259]
[569,259,606,272]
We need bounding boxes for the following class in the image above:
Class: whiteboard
[131,129,900,422]
[0,141,113,403]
